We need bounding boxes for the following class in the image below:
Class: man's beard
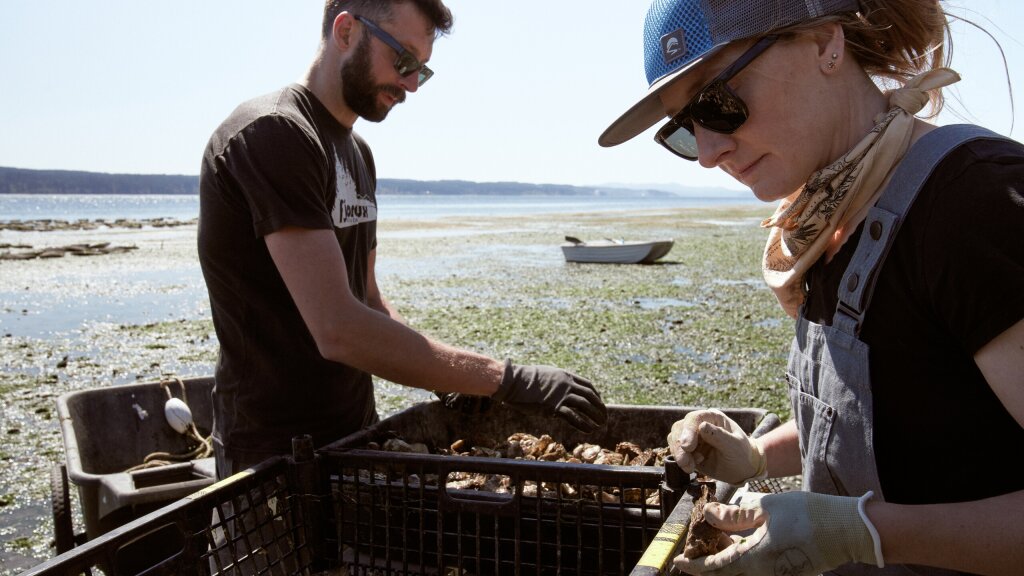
[341,35,406,123]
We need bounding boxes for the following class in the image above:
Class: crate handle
[437,463,521,514]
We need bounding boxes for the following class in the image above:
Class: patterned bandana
[761,67,961,318]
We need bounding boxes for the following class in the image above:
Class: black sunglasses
[655,35,779,160]
[354,15,434,87]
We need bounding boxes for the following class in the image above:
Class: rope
[125,377,214,472]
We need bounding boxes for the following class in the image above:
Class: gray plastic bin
[55,377,216,543]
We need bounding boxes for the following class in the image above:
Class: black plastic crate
[321,402,776,576]
[22,441,329,576]
[24,402,779,576]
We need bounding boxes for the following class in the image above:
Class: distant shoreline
[0,190,739,197]
[0,190,717,198]
[0,166,743,198]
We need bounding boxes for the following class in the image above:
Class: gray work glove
[674,490,884,576]
[492,359,607,432]
[667,409,766,485]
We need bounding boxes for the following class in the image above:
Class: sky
[1,1,1021,192]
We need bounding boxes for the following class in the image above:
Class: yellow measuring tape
[635,520,687,569]
[187,469,254,500]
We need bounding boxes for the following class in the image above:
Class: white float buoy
[164,397,193,434]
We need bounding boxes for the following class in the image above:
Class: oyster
[683,479,729,559]
[375,430,671,501]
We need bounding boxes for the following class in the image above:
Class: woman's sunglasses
[355,15,434,87]
[655,35,779,160]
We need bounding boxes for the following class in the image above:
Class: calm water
[0,194,201,222]
[0,193,757,222]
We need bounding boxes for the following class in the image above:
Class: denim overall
[786,125,1006,576]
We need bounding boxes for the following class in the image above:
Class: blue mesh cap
[644,0,714,86]
[599,0,860,147]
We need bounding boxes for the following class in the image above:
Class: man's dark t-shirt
[198,84,378,461]
[803,138,1024,504]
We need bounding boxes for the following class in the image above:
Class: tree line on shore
[0,166,674,197]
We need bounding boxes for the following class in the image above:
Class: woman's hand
[667,409,766,484]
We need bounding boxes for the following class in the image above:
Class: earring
[827,52,838,70]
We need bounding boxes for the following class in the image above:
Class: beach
[0,202,792,572]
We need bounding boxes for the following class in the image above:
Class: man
[198,0,607,481]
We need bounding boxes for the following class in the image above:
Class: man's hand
[667,409,766,484]
[674,491,884,576]
[493,360,607,432]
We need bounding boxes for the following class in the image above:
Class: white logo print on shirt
[330,155,377,229]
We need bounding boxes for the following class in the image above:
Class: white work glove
[674,490,884,576]
[667,409,766,484]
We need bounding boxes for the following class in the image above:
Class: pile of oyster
[366,432,670,505]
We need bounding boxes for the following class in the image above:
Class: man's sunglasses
[354,15,434,87]
[655,35,779,160]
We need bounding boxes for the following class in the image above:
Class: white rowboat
[561,236,674,264]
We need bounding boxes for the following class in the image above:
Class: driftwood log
[0,242,137,260]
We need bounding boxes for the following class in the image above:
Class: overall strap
[832,124,1010,337]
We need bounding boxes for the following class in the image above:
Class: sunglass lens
[691,87,747,133]
[395,54,417,77]
[417,66,433,86]
[395,54,432,86]
[660,126,698,160]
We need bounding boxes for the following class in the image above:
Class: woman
[600,1,1024,575]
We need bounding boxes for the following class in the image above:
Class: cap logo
[660,27,687,65]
